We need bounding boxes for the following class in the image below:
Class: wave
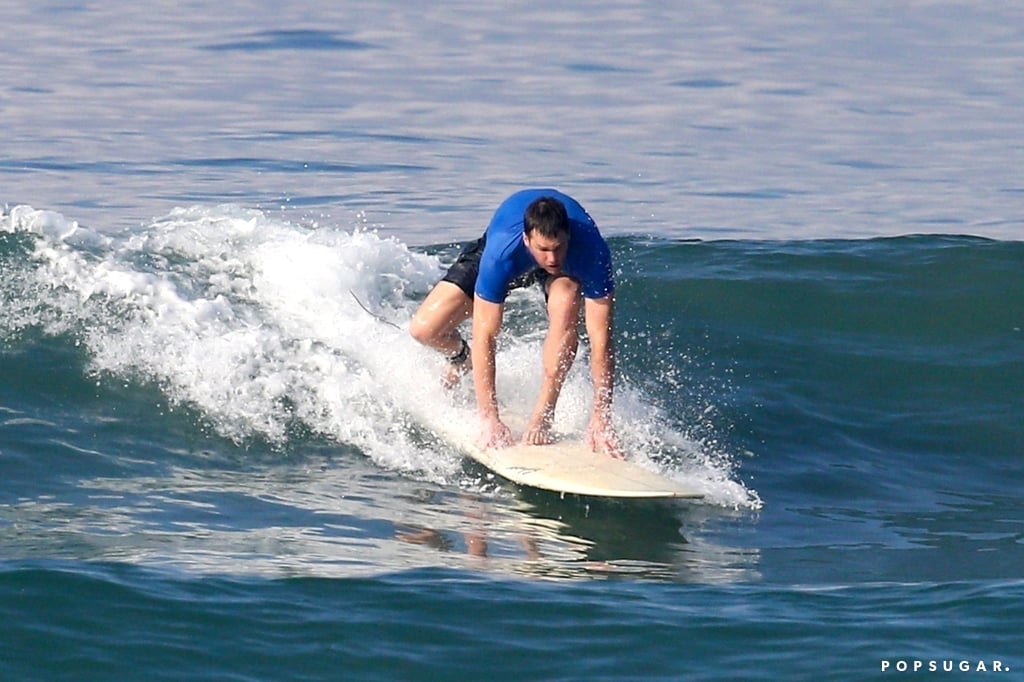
[1,205,758,509]
[613,235,1023,510]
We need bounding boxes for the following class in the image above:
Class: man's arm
[472,295,513,448]
[583,294,623,457]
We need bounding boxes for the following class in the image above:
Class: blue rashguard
[474,189,615,303]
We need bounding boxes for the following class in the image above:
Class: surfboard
[438,418,704,500]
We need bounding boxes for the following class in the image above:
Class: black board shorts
[441,235,550,299]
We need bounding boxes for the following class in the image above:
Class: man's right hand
[476,415,513,450]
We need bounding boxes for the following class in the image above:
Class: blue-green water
[4,566,1022,681]
[3,2,1024,680]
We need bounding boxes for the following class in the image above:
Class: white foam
[2,203,760,508]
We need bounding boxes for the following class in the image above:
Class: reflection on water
[0,449,760,583]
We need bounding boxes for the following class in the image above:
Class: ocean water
[2,1,1023,680]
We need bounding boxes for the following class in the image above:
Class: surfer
[410,189,622,457]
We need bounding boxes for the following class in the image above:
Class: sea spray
[1,204,760,508]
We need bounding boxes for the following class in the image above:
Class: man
[410,188,621,457]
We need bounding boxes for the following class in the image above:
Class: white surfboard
[438,418,704,500]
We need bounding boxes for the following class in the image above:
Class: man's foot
[521,409,555,445]
[441,338,470,390]
[442,359,470,390]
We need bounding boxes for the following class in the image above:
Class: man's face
[524,232,569,274]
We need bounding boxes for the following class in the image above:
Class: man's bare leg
[410,281,474,386]
[522,276,582,444]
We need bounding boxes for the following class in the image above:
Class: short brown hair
[523,197,569,238]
